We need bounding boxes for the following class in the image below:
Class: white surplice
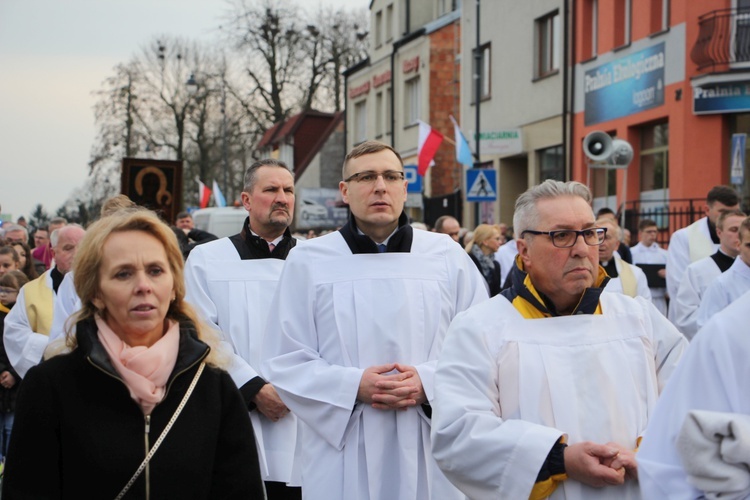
[494,238,518,288]
[49,271,79,341]
[184,237,300,484]
[261,229,489,500]
[670,256,723,339]
[666,217,718,300]
[639,292,750,499]
[696,257,750,331]
[630,241,669,316]
[432,293,687,500]
[3,271,54,378]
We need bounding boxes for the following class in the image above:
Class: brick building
[344,0,463,226]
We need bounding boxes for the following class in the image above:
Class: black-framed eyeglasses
[521,227,607,248]
[343,170,405,183]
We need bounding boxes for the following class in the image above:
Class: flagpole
[473,0,482,226]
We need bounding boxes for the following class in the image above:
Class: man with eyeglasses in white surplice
[262,140,489,500]
[432,180,687,500]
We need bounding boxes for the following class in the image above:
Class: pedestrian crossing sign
[466,168,497,202]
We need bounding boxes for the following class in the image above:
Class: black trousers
[264,481,301,500]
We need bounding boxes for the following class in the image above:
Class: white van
[191,207,247,238]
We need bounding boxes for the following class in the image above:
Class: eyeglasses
[0,288,18,296]
[521,227,607,248]
[344,170,405,184]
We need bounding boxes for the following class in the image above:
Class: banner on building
[584,42,666,125]
[694,81,750,115]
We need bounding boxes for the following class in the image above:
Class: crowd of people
[0,140,748,498]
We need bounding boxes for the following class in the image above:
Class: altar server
[262,141,489,500]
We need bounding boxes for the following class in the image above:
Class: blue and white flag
[450,115,474,168]
[212,180,227,207]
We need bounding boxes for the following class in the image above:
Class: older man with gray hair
[432,180,687,500]
[2,224,28,245]
[4,224,85,378]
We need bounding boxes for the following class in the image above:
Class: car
[191,207,247,238]
[299,199,328,221]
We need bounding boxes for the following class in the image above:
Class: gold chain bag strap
[115,362,206,500]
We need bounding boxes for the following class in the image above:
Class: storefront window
[730,113,750,209]
[538,145,564,181]
[640,122,669,193]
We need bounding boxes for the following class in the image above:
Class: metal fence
[620,198,705,247]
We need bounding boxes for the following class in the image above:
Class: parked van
[191,207,246,238]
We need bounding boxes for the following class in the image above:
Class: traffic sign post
[466,168,497,202]
[404,165,422,193]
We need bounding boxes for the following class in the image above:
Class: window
[405,77,421,126]
[582,0,598,59]
[614,0,631,47]
[538,145,565,181]
[354,100,367,144]
[472,43,491,103]
[375,10,383,47]
[640,123,669,193]
[650,0,669,33]
[386,88,392,135]
[386,4,394,42]
[536,11,560,78]
[375,92,384,138]
[437,0,457,16]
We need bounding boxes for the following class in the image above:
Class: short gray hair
[51,223,84,248]
[3,224,28,240]
[243,159,292,192]
[513,180,593,235]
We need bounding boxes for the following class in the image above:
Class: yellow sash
[688,219,715,263]
[23,271,54,336]
[617,257,637,298]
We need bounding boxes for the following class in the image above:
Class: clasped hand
[564,441,638,488]
[357,363,426,411]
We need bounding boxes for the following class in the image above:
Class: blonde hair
[60,209,229,368]
[465,224,499,253]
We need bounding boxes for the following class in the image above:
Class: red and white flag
[417,120,444,176]
[197,179,212,208]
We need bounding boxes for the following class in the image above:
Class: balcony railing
[692,8,750,72]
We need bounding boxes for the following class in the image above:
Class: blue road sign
[466,168,497,202]
[404,164,422,193]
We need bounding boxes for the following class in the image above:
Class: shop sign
[694,81,750,115]
[403,56,419,74]
[348,81,370,99]
[373,70,392,88]
[470,129,523,156]
[584,42,665,125]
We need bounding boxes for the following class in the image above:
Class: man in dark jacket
[184,158,300,499]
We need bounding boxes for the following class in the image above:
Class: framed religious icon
[121,158,183,224]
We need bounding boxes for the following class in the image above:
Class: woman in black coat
[3,209,265,499]
[466,224,503,297]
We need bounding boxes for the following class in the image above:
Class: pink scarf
[95,315,180,415]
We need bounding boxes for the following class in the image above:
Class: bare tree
[307,5,369,111]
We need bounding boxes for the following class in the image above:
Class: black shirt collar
[338,212,413,254]
[228,217,296,260]
[711,249,735,273]
[51,267,64,294]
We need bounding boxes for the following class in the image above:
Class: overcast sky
[0,0,369,222]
